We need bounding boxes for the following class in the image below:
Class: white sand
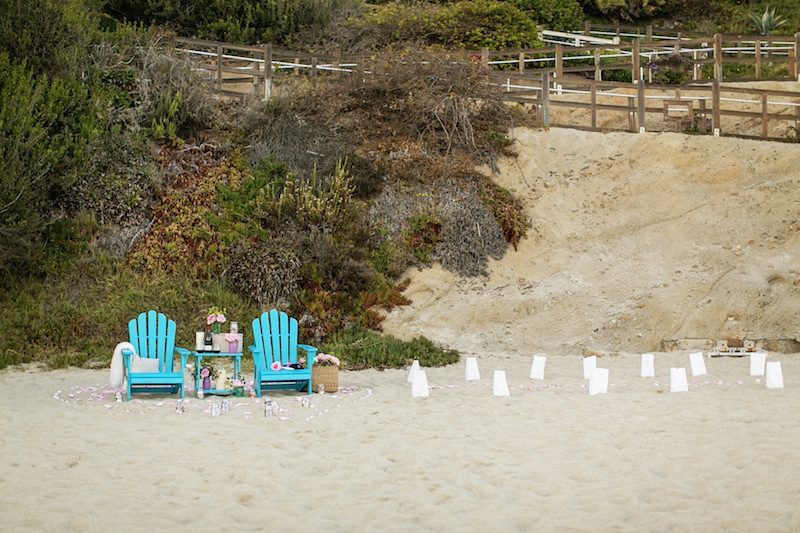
[2,353,799,531]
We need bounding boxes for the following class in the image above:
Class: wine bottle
[203,324,213,352]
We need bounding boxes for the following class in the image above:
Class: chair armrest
[175,347,191,369]
[121,348,135,372]
[249,345,265,371]
[298,344,318,367]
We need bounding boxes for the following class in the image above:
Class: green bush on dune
[321,326,460,370]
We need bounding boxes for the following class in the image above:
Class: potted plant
[312,353,341,393]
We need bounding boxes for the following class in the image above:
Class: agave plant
[749,6,787,35]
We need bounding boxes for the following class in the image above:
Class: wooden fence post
[632,40,641,83]
[481,47,489,68]
[646,25,653,44]
[627,97,636,131]
[541,71,550,127]
[714,33,723,82]
[761,93,769,138]
[293,57,300,76]
[311,56,318,78]
[263,44,273,101]
[253,49,261,96]
[637,80,646,132]
[698,99,707,133]
[795,33,800,80]
[216,44,223,90]
[712,79,721,135]
[333,49,341,78]
[754,40,762,79]
[590,83,597,129]
[518,51,525,74]
[555,45,563,79]
[584,20,591,36]
[594,48,601,81]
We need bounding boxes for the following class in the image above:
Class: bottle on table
[203,324,213,352]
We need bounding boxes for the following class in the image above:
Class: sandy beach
[2,351,799,531]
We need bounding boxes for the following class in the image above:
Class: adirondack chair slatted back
[128,310,176,373]
[252,310,299,368]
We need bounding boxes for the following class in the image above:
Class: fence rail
[172,30,800,141]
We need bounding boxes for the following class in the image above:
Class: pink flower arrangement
[206,311,227,325]
[270,361,282,371]
[314,353,340,367]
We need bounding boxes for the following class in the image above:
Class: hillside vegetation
[1,0,797,370]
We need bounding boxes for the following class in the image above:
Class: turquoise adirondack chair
[121,310,191,401]
[250,310,317,396]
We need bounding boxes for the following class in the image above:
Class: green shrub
[479,179,530,250]
[320,326,460,370]
[360,1,541,50]
[0,0,94,77]
[104,0,356,45]
[648,54,693,85]
[0,53,98,274]
[514,0,584,31]
[0,258,258,369]
[404,213,445,264]
[272,160,356,233]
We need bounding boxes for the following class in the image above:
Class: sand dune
[383,127,800,356]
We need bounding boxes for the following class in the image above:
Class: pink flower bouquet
[206,306,227,333]
[314,353,340,367]
[270,361,282,372]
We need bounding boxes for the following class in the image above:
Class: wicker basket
[312,365,339,393]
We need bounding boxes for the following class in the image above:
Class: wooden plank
[712,79,721,133]
[555,45,563,79]
[761,93,768,137]
[637,80,646,131]
[698,99,707,133]
[216,44,223,90]
[591,85,597,129]
[755,40,762,79]
[594,49,601,81]
[627,96,636,131]
[218,65,262,76]
[264,44,273,100]
[714,33,723,81]
[541,71,550,126]
[794,33,800,80]
[632,40,641,82]
[175,36,264,53]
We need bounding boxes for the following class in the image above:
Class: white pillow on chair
[131,355,160,373]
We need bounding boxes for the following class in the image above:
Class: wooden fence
[172,31,800,141]
[498,74,800,140]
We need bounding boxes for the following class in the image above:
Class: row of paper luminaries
[406,352,785,398]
